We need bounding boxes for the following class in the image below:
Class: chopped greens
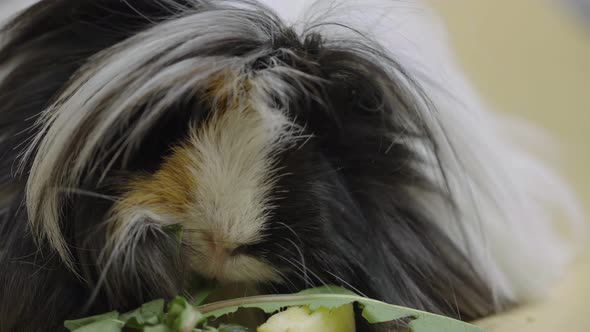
[64,286,483,332]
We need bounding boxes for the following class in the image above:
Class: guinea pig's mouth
[191,250,282,284]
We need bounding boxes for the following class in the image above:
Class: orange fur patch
[115,145,197,221]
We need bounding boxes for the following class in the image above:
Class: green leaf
[217,324,249,332]
[64,311,120,331]
[164,224,184,240]
[69,319,124,332]
[196,287,484,332]
[184,276,215,305]
[64,286,482,332]
[164,297,203,331]
[142,299,166,318]
[144,324,173,332]
[164,224,184,254]
[296,285,358,296]
[121,299,165,328]
[192,286,214,306]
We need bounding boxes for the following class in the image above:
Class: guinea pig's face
[112,122,276,282]
[98,75,334,290]
[108,102,303,283]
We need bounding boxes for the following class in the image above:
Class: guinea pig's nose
[203,233,245,259]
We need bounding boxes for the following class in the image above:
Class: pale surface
[429,1,590,331]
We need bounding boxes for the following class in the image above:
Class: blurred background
[430,0,590,209]
[428,1,590,331]
[1,0,588,330]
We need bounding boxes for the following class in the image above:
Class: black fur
[0,1,496,331]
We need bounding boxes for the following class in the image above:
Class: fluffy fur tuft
[0,1,582,331]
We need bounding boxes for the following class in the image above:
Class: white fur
[260,0,583,304]
[181,78,297,282]
[185,99,285,247]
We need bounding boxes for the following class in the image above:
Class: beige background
[429,1,590,331]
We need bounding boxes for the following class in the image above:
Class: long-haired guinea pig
[0,1,582,331]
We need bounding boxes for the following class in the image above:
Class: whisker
[275,222,302,244]
[282,237,309,287]
[275,239,330,289]
[267,268,298,293]
[274,222,320,290]
[275,253,313,288]
[276,245,331,290]
[323,270,368,297]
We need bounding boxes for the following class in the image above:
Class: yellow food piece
[257,304,356,332]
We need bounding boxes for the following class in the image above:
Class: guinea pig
[0,0,582,331]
